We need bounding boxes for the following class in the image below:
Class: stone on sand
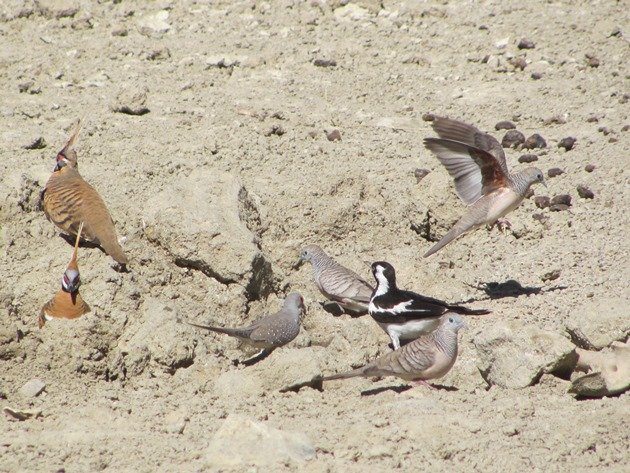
[474,321,576,389]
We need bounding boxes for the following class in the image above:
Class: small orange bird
[39,222,91,328]
[40,120,129,265]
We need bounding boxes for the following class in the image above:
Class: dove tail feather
[321,366,368,382]
[186,321,245,338]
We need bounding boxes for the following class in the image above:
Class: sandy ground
[1,0,629,471]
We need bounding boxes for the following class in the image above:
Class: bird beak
[293,258,304,270]
[541,178,547,189]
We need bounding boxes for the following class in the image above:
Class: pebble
[558,137,576,151]
[509,56,527,71]
[518,154,538,163]
[533,196,550,209]
[495,120,515,131]
[530,72,543,80]
[584,164,595,172]
[501,130,525,148]
[577,185,594,199]
[19,379,46,398]
[23,137,47,150]
[517,38,536,49]
[111,26,128,37]
[422,112,436,122]
[541,269,561,282]
[313,58,337,67]
[551,194,572,206]
[264,124,285,136]
[414,168,430,183]
[547,168,564,178]
[326,129,342,141]
[524,133,547,149]
[597,126,611,135]
[585,54,600,68]
[586,116,599,123]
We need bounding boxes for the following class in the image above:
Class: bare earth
[1,1,629,471]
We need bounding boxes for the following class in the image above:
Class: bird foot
[495,218,512,233]
[412,379,436,389]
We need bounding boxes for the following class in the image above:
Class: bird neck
[310,252,335,273]
[510,171,534,193]
[433,328,458,358]
[373,275,395,297]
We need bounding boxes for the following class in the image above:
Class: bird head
[443,313,466,332]
[524,167,547,189]
[294,244,323,269]
[371,261,396,290]
[53,120,81,172]
[62,268,81,293]
[285,292,306,316]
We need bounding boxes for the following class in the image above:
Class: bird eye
[449,317,454,323]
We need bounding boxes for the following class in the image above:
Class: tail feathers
[186,321,249,339]
[423,219,474,257]
[102,241,129,264]
[321,366,369,382]
[452,306,491,316]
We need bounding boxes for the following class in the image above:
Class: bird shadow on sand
[361,383,458,396]
[460,279,568,301]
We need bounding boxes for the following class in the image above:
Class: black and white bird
[368,261,490,349]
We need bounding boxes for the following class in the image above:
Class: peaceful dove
[296,244,373,316]
[423,116,546,257]
[40,121,129,265]
[39,222,91,328]
[369,261,489,350]
[320,313,466,387]
[186,292,305,365]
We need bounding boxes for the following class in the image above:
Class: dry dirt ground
[1,0,629,471]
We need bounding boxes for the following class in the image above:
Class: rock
[550,204,570,212]
[111,87,150,115]
[137,10,170,38]
[501,130,525,148]
[533,196,550,209]
[326,129,342,141]
[518,154,538,163]
[541,269,561,282]
[550,194,571,206]
[117,298,196,376]
[569,342,630,398]
[264,124,285,136]
[414,168,430,183]
[558,137,576,151]
[495,120,515,131]
[565,297,629,350]
[474,321,576,389]
[517,38,535,49]
[576,185,594,199]
[585,54,599,68]
[422,113,436,122]
[205,414,316,468]
[530,72,542,80]
[37,0,79,19]
[19,379,46,398]
[111,26,128,37]
[252,347,322,391]
[547,168,564,178]
[508,56,527,71]
[584,164,595,172]
[22,137,46,150]
[597,126,611,135]
[313,58,337,67]
[142,168,273,299]
[523,133,547,149]
[0,0,35,21]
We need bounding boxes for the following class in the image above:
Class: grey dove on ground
[296,244,373,316]
[186,292,304,365]
[320,313,466,388]
[423,116,546,257]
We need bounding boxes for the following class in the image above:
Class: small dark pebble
[608,137,618,143]
[597,126,611,135]
[531,72,542,80]
[524,133,547,149]
[547,168,564,178]
[518,154,538,163]
[509,56,527,71]
[23,137,47,150]
[524,188,535,199]
[551,194,572,206]
[533,196,550,209]
[313,58,337,68]
[586,116,599,123]
[541,269,561,282]
[550,203,570,212]
[543,115,567,125]
[501,129,525,148]
[518,38,536,49]
[113,105,150,116]
[622,124,629,132]
[478,24,488,30]
[422,113,436,122]
[577,185,594,199]
[414,168,430,183]
[584,164,595,172]
[264,124,286,137]
[495,120,515,131]
[609,26,621,37]
[558,136,576,151]
[532,213,549,223]
[326,129,342,141]
[585,54,600,68]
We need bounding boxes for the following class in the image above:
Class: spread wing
[370,290,450,324]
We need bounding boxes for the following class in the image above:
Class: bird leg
[241,348,272,366]
[412,379,436,389]
[493,218,512,233]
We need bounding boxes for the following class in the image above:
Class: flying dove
[423,116,546,257]
[40,121,129,265]
[320,313,466,387]
[186,292,305,365]
[369,261,489,350]
[296,244,373,316]
[39,222,91,328]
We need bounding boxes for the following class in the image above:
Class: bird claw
[495,218,512,233]
[412,379,436,389]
